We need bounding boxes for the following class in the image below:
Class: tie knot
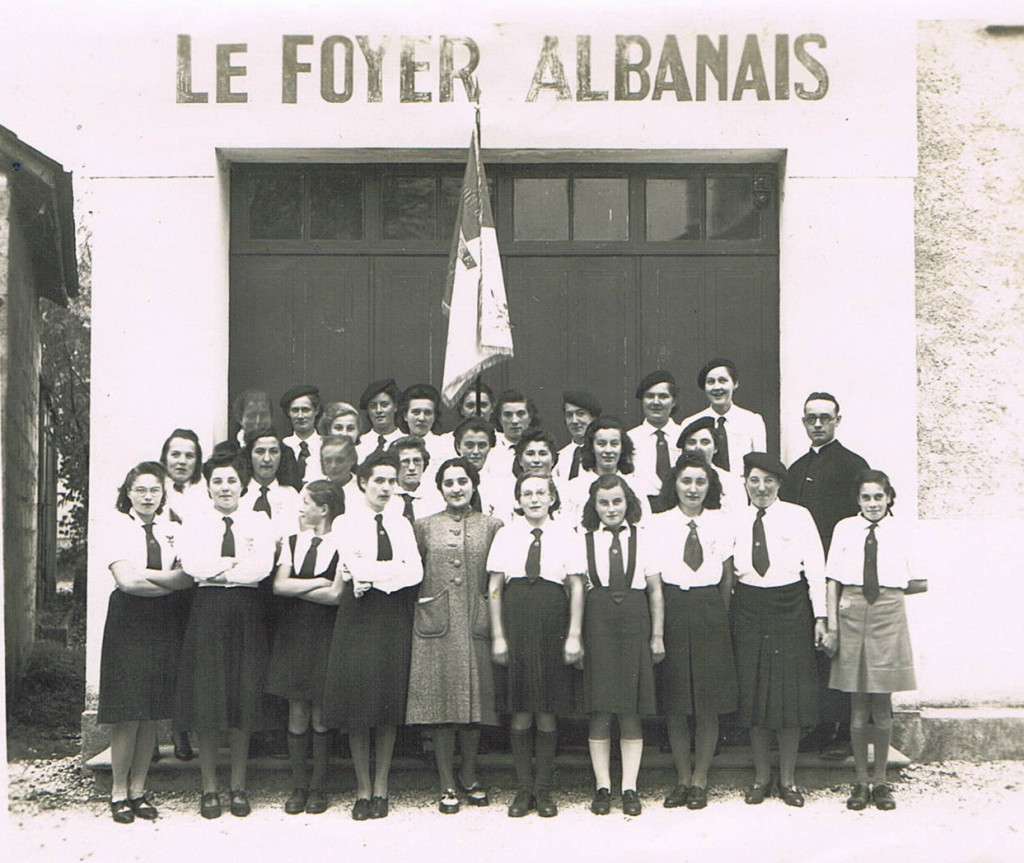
[378,435,387,446]
[531,528,543,541]
[687,520,698,530]
[223,516,233,527]
[259,485,269,494]
[310,536,322,548]
[375,513,384,525]
[755,507,766,519]
[655,429,665,439]
[868,522,877,534]
[299,441,310,454]
[173,482,185,493]
[717,416,726,427]
[604,525,625,536]
[143,522,155,534]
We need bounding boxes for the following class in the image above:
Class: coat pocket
[471,595,491,640]
[414,590,449,638]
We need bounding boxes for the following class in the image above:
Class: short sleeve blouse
[486,517,584,585]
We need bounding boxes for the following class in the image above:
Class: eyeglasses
[802,414,837,425]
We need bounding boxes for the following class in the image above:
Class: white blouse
[281,528,343,578]
[582,523,658,592]
[333,496,422,594]
[486,517,584,585]
[826,513,915,590]
[99,510,179,574]
[179,504,276,588]
[646,507,735,589]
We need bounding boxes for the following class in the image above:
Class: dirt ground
[5,758,1024,863]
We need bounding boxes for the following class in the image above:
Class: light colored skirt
[829,585,916,693]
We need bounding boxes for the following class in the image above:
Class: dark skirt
[730,580,819,730]
[264,597,337,704]
[657,584,738,717]
[321,585,416,728]
[175,587,270,731]
[583,588,656,715]
[98,590,183,724]
[501,578,572,716]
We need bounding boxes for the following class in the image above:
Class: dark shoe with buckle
[846,783,870,810]
[744,781,771,805]
[663,784,690,808]
[352,797,372,821]
[200,792,222,819]
[370,796,389,819]
[778,784,805,808]
[591,787,612,815]
[439,788,460,814]
[458,775,490,807]
[129,795,158,820]
[535,789,557,818]
[174,731,196,761]
[622,789,642,816]
[872,784,896,810]
[508,789,534,818]
[229,790,251,817]
[284,788,307,814]
[686,786,708,810]
[110,799,134,824]
[305,789,328,814]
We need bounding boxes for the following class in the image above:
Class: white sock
[620,737,644,793]
[588,738,611,790]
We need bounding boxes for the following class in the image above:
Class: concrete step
[85,743,909,794]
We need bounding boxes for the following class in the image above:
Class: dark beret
[696,357,738,388]
[279,384,320,409]
[359,378,399,410]
[742,451,787,481]
[402,383,441,405]
[634,370,676,399]
[562,391,602,417]
[676,415,716,449]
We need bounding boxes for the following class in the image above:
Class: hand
[650,635,666,664]
[492,635,508,666]
[352,579,372,598]
[563,634,583,665]
[820,628,839,659]
[813,618,828,648]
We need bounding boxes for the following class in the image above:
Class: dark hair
[244,427,288,484]
[355,451,400,491]
[676,415,717,451]
[397,384,444,434]
[159,429,203,485]
[454,417,497,448]
[804,391,840,415]
[855,468,896,512]
[657,451,723,511]
[304,479,345,522]
[513,469,560,516]
[202,449,249,489]
[280,388,323,423]
[232,389,271,423]
[389,435,431,469]
[697,358,739,388]
[116,462,168,514]
[317,401,360,438]
[459,381,495,415]
[580,473,644,531]
[434,457,481,491]
[512,428,560,477]
[494,389,541,430]
[579,416,635,475]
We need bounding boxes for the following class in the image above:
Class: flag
[440,123,513,407]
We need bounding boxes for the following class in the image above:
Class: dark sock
[287,730,310,788]
[534,730,557,793]
[511,728,534,792]
[310,730,331,791]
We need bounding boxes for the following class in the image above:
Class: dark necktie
[173,482,185,493]
[525,528,542,582]
[253,484,271,516]
[684,519,703,571]
[374,434,387,454]
[221,516,236,557]
[569,446,584,480]
[297,440,310,477]
[470,490,482,512]
[142,522,162,570]
[375,513,393,561]
[863,523,879,604]
[607,526,627,596]
[297,535,322,578]
[655,429,670,483]
[713,416,730,471]
[752,507,769,576]
[400,493,415,522]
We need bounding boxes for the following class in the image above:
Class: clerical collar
[809,439,839,455]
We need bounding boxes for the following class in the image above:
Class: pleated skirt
[829,586,916,693]
[730,580,819,730]
[583,588,656,715]
[264,597,337,704]
[657,584,738,717]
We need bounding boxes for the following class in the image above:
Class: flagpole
[474,98,483,416]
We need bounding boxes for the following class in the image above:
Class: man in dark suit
[780,391,869,758]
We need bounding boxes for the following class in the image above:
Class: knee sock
[511,728,534,792]
[588,738,612,791]
[620,738,644,793]
[850,723,870,783]
[287,730,310,788]
[870,723,892,785]
[534,730,557,793]
[310,730,331,791]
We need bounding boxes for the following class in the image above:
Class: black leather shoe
[439,788,460,814]
[129,795,158,820]
[458,775,490,807]
[686,786,708,810]
[744,781,770,805]
[284,788,307,814]
[229,790,251,817]
[200,792,222,819]
[846,783,870,810]
[370,796,389,819]
[535,790,557,818]
[872,784,896,810]
[591,787,611,815]
[352,797,372,820]
[778,784,805,808]
[508,789,534,818]
[305,789,328,814]
[110,799,134,824]
[663,784,690,808]
[622,789,642,816]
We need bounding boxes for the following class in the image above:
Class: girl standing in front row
[488,471,585,819]
[823,469,926,812]
[580,474,663,817]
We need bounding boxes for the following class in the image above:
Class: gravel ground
[6,759,1024,863]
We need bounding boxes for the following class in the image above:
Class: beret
[697,357,738,389]
[634,370,676,399]
[676,415,716,449]
[742,451,787,481]
[359,378,399,410]
[279,384,320,409]
[562,390,603,416]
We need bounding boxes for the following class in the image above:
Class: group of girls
[97,387,923,824]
